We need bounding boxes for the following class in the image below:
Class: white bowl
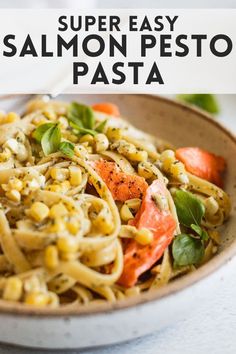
[0,94,235,349]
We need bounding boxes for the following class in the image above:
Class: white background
[0,8,236,94]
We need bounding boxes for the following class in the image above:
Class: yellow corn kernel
[1,184,8,191]
[79,134,94,144]
[120,204,134,222]
[58,116,69,130]
[106,127,122,141]
[38,118,50,125]
[49,202,68,218]
[0,111,6,123]
[63,200,76,213]
[125,198,141,213]
[60,180,71,193]
[8,177,23,192]
[80,142,89,148]
[66,218,80,235]
[3,277,23,301]
[66,132,79,143]
[0,148,11,162]
[170,162,189,184]
[45,184,62,193]
[160,149,175,162]
[208,230,221,245]
[161,157,174,171]
[94,133,109,152]
[115,290,125,300]
[4,138,18,154]
[43,109,56,120]
[22,178,40,193]
[125,286,140,297]
[27,99,46,113]
[93,216,114,234]
[44,245,59,270]
[57,237,79,253]
[128,150,148,162]
[169,161,183,175]
[47,291,59,307]
[205,196,219,216]
[160,150,175,171]
[84,145,93,154]
[18,146,28,162]
[24,276,42,293]
[16,131,25,143]
[50,167,69,182]
[113,140,136,155]
[138,162,153,179]
[74,145,89,158]
[119,225,137,238]
[5,112,20,123]
[29,202,49,222]
[69,166,82,186]
[33,117,50,126]
[25,292,49,306]
[48,218,66,233]
[6,189,21,203]
[135,228,153,245]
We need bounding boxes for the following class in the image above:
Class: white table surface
[0,95,235,354]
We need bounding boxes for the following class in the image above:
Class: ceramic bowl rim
[0,94,235,317]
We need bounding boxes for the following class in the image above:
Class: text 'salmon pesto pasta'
[0,100,231,307]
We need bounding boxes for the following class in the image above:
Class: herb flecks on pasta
[0,99,231,307]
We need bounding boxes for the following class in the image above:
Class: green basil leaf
[41,124,61,156]
[191,224,209,241]
[177,94,220,115]
[95,119,107,133]
[59,141,75,158]
[174,190,205,227]
[67,102,95,129]
[201,229,209,241]
[32,123,55,143]
[190,224,202,236]
[172,234,204,266]
[70,121,97,137]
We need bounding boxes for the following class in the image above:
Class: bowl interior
[0,93,236,315]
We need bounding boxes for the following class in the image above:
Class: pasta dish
[0,99,231,308]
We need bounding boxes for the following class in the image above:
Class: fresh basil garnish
[172,190,208,266]
[172,234,204,266]
[33,123,75,158]
[59,141,75,158]
[67,102,107,136]
[32,123,55,143]
[70,121,97,137]
[177,94,219,115]
[68,102,95,130]
[41,124,61,156]
[190,224,209,241]
[174,190,205,227]
[95,119,107,133]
